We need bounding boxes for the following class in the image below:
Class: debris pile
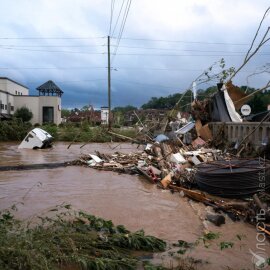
[75,142,225,187]
[73,81,270,233]
[74,138,270,230]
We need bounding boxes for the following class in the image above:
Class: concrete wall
[0,78,62,125]
[0,91,15,115]
[14,96,61,125]
[210,122,270,147]
[0,91,8,114]
[39,96,61,125]
[0,78,29,95]
[13,96,39,124]
[0,78,29,116]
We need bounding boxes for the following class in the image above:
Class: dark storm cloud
[0,0,269,109]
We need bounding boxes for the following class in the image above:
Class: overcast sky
[0,0,269,108]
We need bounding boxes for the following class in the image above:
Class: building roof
[0,77,29,89]
[36,80,63,96]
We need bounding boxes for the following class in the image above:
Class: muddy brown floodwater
[0,142,269,269]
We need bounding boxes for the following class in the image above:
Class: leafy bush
[41,124,58,139]
[0,120,137,143]
[0,119,32,141]
[14,106,33,122]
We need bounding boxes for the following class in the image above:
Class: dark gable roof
[0,77,29,89]
[36,80,63,94]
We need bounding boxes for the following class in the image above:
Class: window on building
[21,92,23,95]
[11,106,14,111]
[1,104,4,109]
[16,91,17,95]
[4,105,7,110]
[43,107,54,123]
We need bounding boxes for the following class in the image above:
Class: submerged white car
[18,128,53,149]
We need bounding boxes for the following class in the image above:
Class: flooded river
[0,142,269,269]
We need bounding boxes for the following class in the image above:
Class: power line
[0,36,265,47]
[111,0,130,60]
[3,45,261,57]
[0,46,105,55]
[0,36,105,40]
[111,0,125,38]
[111,0,132,63]
[109,0,115,35]
[113,79,180,89]
[0,78,107,86]
[110,45,268,54]
[112,52,270,57]
[114,67,253,73]
[0,44,105,48]
[0,66,253,73]
[0,44,269,54]
[30,79,106,85]
[111,37,259,46]
[113,67,205,71]
[0,66,107,70]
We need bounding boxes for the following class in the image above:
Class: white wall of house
[0,91,15,115]
[0,78,28,117]
[0,78,29,95]
[14,96,40,124]
[0,78,62,125]
[14,96,61,125]
[39,96,61,125]
[0,91,9,114]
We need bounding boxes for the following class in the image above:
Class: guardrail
[209,122,270,146]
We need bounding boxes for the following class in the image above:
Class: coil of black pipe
[195,158,270,198]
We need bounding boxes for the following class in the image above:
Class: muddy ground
[0,142,269,269]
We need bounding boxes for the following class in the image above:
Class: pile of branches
[0,205,166,270]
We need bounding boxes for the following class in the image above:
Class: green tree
[140,85,269,114]
[14,107,33,122]
[141,91,193,111]
[81,105,91,111]
[113,111,124,126]
[197,86,217,100]
[113,105,137,113]
[61,109,71,118]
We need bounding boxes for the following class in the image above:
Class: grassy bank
[0,205,166,270]
[0,120,137,142]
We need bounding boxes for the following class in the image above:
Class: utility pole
[107,35,111,130]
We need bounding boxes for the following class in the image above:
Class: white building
[0,77,63,125]
[101,106,109,125]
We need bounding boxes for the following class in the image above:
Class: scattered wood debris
[73,131,270,230]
